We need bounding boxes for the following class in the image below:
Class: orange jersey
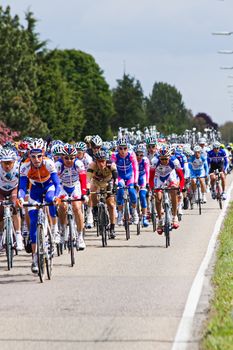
[20,157,57,185]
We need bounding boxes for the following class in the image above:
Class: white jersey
[56,159,85,188]
[0,161,19,191]
[78,153,92,171]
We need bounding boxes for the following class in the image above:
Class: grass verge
[201,202,233,350]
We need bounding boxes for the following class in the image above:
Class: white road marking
[171,180,233,350]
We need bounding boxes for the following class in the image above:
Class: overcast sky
[2,0,233,125]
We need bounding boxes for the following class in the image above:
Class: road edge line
[171,180,233,350]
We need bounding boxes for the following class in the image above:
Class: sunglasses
[31,154,42,159]
[119,147,128,150]
[93,146,101,150]
[149,145,156,148]
[64,156,75,160]
[160,157,169,161]
[137,153,144,157]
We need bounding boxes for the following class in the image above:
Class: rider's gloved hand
[81,195,88,203]
[16,198,24,208]
[53,197,61,206]
[134,183,140,191]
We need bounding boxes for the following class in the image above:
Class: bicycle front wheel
[37,225,46,283]
[164,204,170,248]
[5,217,13,270]
[124,200,130,240]
[68,215,75,267]
[197,184,201,215]
[46,229,53,280]
[99,205,108,247]
[151,198,157,232]
[136,200,141,235]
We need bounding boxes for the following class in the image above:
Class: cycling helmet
[75,142,87,152]
[0,148,18,161]
[213,141,221,149]
[198,137,206,145]
[95,150,109,160]
[117,138,128,147]
[135,144,146,154]
[102,141,111,151]
[194,145,202,153]
[158,145,172,158]
[28,138,44,153]
[226,144,232,150]
[2,141,16,149]
[62,143,77,156]
[145,136,157,146]
[51,143,64,157]
[18,140,29,152]
[91,135,102,147]
[84,135,92,144]
[220,143,225,149]
[110,140,118,150]
[176,145,183,154]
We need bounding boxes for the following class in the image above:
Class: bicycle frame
[1,200,16,270]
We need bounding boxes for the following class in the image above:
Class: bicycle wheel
[151,198,157,232]
[164,204,170,248]
[68,215,75,267]
[37,225,46,283]
[136,199,141,235]
[98,205,107,247]
[46,230,53,280]
[124,200,130,240]
[216,185,223,209]
[5,218,13,270]
[197,184,201,215]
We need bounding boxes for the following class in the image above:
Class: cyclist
[87,149,118,238]
[0,148,23,251]
[135,144,150,227]
[111,138,139,225]
[150,146,184,234]
[87,135,103,160]
[188,145,209,203]
[75,141,93,229]
[207,141,229,200]
[17,138,61,274]
[145,136,158,163]
[56,143,87,250]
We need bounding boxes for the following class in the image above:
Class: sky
[1,0,233,126]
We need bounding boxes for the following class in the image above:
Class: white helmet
[213,141,221,149]
[28,138,44,153]
[0,148,17,161]
[194,145,202,153]
[199,137,206,145]
[91,135,102,147]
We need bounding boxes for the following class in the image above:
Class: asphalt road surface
[1,174,232,350]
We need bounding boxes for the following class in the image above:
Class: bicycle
[155,186,179,248]
[149,189,157,232]
[121,186,131,240]
[214,169,223,209]
[61,197,83,266]
[195,176,202,215]
[90,190,111,247]
[136,190,141,235]
[23,201,54,283]
[0,198,17,270]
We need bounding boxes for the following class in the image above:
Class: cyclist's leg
[116,179,124,225]
[127,177,138,224]
[106,182,116,238]
[139,175,149,227]
[11,188,23,250]
[46,185,60,243]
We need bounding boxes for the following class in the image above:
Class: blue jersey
[207,149,229,172]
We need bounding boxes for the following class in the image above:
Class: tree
[36,58,84,141]
[193,113,218,131]
[146,82,192,134]
[0,6,48,136]
[219,122,233,143]
[112,74,147,131]
[44,49,114,139]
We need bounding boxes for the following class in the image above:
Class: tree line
[0,6,230,142]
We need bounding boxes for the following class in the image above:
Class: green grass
[201,202,233,350]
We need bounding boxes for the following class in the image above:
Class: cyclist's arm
[18,176,28,199]
[176,168,185,191]
[50,172,61,197]
[144,157,150,184]
[79,171,87,195]
[130,152,139,184]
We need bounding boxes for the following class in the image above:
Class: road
[0,174,232,350]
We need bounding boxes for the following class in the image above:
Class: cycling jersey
[56,158,87,197]
[188,154,209,178]
[138,156,150,187]
[78,153,93,171]
[0,161,19,191]
[87,160,117,185]
[111,150,138,184]
[207,149,229,173]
